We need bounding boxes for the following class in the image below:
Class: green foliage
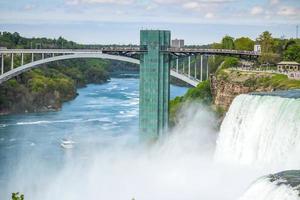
[222,35,235,49]
[211,42,223,49]
[0,31,84,49]
[184,81,212,103]
[169,81,212,125]
[0,32,112,114]
[284,44,300,63]
[6,79,19,88]
[169,96,184,126]
[218,69,300,90]
[84,66,109,84]
[257,31,274,53]
[208,56,225,74]
[234,37,255,51]
[258,74,300,89]
[259,53,281,65]
[244,77,257,87]
[215,106,226,117]
[12,193,24,200]
[222,57,239,69]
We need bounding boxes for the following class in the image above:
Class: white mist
[4,103,262,200]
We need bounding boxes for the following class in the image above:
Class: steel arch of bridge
[0,52,200,86]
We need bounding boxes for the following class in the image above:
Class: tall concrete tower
[139,30,171,141]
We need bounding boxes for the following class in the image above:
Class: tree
[284,44,300,63]
[222,57,239,69]
[259,53,281,65]
[211,42,222,49]
[257,31,274,53]
[234,37,255,51]
[12,193,24,200]
[222,35,235,49]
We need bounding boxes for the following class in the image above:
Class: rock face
[210,69,274,111]
[0,84,77,115]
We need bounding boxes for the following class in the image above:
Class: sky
[0,0,299,45]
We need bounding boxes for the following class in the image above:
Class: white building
[171,39,184,48]
[277,61,300,72]
[254,44,261,53]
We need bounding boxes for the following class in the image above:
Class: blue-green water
[0,77,188,199]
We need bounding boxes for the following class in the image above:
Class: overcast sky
[0,0,299,44]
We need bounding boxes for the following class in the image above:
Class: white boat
[60,139,75,149]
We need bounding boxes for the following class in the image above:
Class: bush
[84,66,109,84]
[12,193,24,200]
[222,57,239,69]
[169,80,212,126]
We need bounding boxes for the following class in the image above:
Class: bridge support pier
[188,56,191,77]
[183,59,185,73]
[1,54,4,75]
[139,30,171,141]
[176,58,179,73]
[11,54,14,70]
[21,53,24,66]
[206,56,209,80]
[194,55,197,79]
[200,55,203,81]
[31,53,34,62]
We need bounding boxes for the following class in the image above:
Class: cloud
[205,12,215,19]
[145,4,158,11]
[23,4,36,11]
[277,6,299,17]
[182,2,201,10]
[154,0,235,5]
[269,0,279,5]
[181,0,232,12]
[65,0,135,5]
[250,6,264,15]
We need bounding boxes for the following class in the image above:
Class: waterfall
[238,176,299,200]
[239,171,300,200]
[214,93,300,166]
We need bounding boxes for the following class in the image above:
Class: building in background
[254,44,261,53]
[277,61,300,72]
[171,39,184,48]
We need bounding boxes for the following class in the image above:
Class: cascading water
[214,93,300,166]
[239,170,300,200]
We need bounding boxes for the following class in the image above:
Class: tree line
[211,31,300,65]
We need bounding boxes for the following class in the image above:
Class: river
[0,77,188,199]
[1,77,299,200]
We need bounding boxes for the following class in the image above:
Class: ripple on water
[0,124,7,128]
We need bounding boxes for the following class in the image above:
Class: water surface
[0,77,188,199]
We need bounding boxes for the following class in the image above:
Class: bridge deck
[0,47,260,57]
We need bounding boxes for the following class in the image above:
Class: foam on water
[16,119,82,125]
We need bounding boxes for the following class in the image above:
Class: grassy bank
[218,68,300,90]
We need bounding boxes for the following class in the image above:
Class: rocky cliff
[210,69,300,111]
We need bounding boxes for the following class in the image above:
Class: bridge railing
[0,47,261,56]
[167,48,260,56]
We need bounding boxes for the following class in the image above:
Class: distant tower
[297,25,299,39]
